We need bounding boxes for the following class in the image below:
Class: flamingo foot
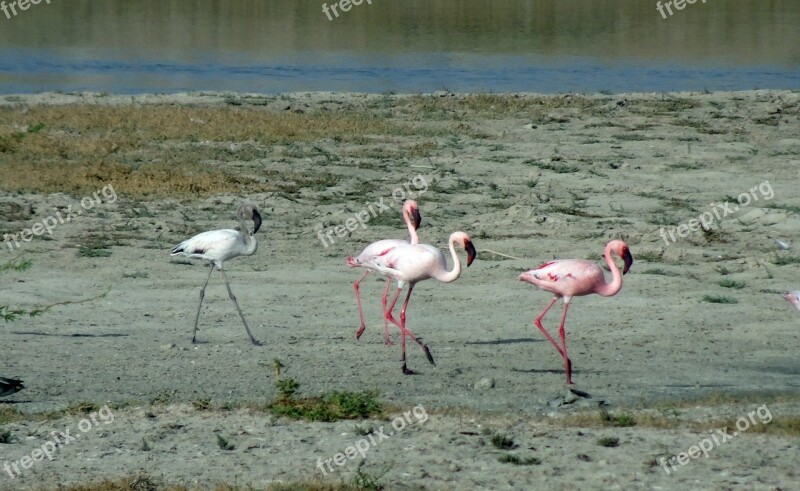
[250,338,263,347]
[402,363,418,375]
[356,325,366,340]
[384,335,395,346]
[423,345,436,366]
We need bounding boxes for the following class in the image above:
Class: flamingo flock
[343,200,624,380]
[168,199,637,384]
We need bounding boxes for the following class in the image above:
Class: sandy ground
[0,90,799,489]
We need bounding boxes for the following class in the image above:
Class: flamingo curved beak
[622,249,633,275]
[465,240,477,267]
[411,208,422,230]
[252,209,263,234]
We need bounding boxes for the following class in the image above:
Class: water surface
[0,0,798,94]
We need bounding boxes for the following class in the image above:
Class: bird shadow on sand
[510,367,585,376]
[465,337,542,345]
[10,331,128,338]
[0,399,31,404]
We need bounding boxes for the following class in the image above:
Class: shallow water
[0,0,798,94]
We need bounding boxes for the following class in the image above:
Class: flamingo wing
[371,244,441,283]
[521,259,604,295]
[172,229,239,256]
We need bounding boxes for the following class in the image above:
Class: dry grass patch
[52,475,368,491]
[0,105,396,197]
[0,161,268,198]
[406,94,603,119]
[0,105,396,146]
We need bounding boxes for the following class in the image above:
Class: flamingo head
[608,240,633,275]
[449,232,477,267]
[404,200,422,230]
[238,204,262,234]
[784,291,800,312]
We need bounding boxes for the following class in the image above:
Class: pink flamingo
[519,240,633,384]
[347,200,422,344]
[784,291,800,312]
[371,231,476,374]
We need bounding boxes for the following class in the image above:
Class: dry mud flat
[0,90,799,489]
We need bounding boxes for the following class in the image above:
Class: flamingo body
[371,231,476,374]
[346,200,422,343]
[172,229,257,269]
[519,259,618,301]
[371,243,457,287]
[171,204,263,345]
[519,240,633,384]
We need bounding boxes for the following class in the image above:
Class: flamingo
[784,291,800,312]
[171,203,263,346]
[519,240,633,384]
[370,231,477,374]
[346,200,422,344]
[0,376,24,397]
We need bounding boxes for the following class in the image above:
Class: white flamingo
[346,200,421,344]
[171,203,263,345]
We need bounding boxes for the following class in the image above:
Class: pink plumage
[519,240,633,384]
[784,291,800,312]
[346,200,422,344]
[370,231,476,374]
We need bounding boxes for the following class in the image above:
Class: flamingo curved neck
[404,211,419,245]
[433,237,462,283]
[596,247,623,297]
[240,219,258,255]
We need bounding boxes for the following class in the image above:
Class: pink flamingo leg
[380,278,394,345]
[557,303,572,385]
[533,296,573,383]
[385,285,435,375]
[353,270,371,339]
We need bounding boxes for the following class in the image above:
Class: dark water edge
[1,50,798,95]
[0,0,798,94]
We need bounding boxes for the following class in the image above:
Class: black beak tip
[412,209,422,230]
[623,250,633,275]
[466,242,477,267]
[252,209,263,234]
